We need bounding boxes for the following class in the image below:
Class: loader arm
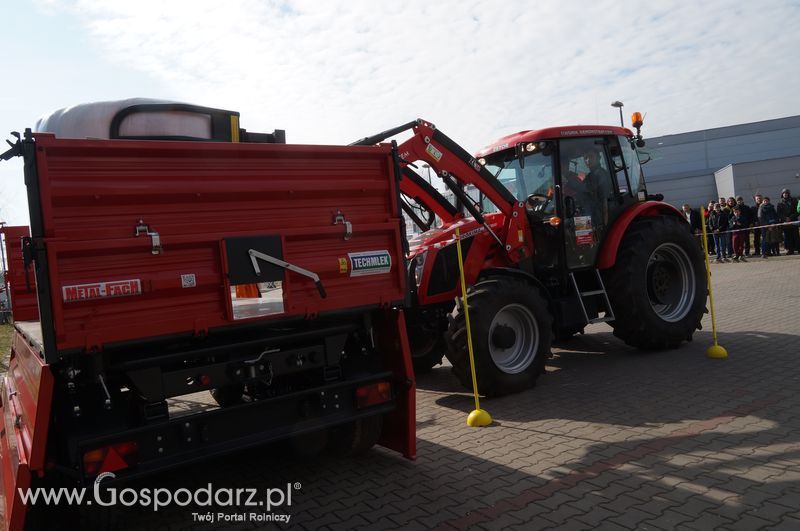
[355,119,533,262]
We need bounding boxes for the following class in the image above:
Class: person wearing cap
[776,188,799,254]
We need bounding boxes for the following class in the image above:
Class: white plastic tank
[34,98,216,140]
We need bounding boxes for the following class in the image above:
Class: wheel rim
[646,243,696,322]
[488,303,540,374]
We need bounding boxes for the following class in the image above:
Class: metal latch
[249,249,326,298]
[135,219,162,254]
[333,210,352,240]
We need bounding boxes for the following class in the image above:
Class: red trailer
[0,106,415,530]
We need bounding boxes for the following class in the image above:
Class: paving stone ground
[57,255,800,529]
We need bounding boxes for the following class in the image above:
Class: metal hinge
[135,219,162,254]
[333,210,352,240]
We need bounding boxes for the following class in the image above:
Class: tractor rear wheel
[445,277,552,396]
[603,215,706,349]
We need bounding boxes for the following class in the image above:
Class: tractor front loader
[357,116,707,396]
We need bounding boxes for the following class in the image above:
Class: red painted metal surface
[596,201,684,269]
[475,125,633,157]
[375,309,416,459]
[32,134,407,352]
[0,334,54,531]
[1,226,38,322]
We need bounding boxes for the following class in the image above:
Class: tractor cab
[476,124,648,271]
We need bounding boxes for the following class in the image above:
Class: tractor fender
[478,267,550,300]
[597,201,684,270]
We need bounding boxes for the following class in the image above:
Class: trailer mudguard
[374,309,416,459]
[0,334,54,531]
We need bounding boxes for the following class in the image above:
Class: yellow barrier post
[454,227,492,427]
[700,207,728,359]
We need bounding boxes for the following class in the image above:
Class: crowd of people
[681,189,800,262]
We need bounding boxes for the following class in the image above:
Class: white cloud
[2,0,799,225]
[52,0,799,148]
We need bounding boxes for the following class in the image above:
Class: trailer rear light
[355,381,392,409]
[83,441,139,478]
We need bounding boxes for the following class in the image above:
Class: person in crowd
[776,188,799,255]
[708,202,730,263]
[721,198,735,256]
[705,200,716,255]
[730,207,748,262]
[735,196,753,256]
[682,203,702,235]
[752,194,764,253]
[758,196,780,258]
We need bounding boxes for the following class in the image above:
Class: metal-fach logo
[348,250,392,277]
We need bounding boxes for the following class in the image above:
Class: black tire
[209,385,244,407]
[407,325,445,374]
[328,414,383,457]
[405,307,446,373]
[603,215,707,350]
[444,277,552,397]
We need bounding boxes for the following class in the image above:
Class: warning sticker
[348,250,392,277]
[62,279,142,302]
[338,257,349,274]
[574,216,594,246]
[425,143,443,162]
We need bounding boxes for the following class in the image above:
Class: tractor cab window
[482,148,555,215]
[618,135,645,197]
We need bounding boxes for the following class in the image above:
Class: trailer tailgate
[29,134,406,354]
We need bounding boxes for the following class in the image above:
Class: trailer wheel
[406,308,447,374]
[328,414,383,456]
[406,317,446,373]
[603,215,707,349]
[445,278,552,396]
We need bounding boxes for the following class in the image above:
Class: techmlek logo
[348,250,392,277]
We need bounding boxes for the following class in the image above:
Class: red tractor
[356,116,707,396]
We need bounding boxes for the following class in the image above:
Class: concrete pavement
[123,254,800,530]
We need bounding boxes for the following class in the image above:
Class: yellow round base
[706,344,728,359]
[467,408,492,427]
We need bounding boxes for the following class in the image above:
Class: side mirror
[515,143,526,169]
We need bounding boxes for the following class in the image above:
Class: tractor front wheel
[603,215,707,349]
[445,278,552,397]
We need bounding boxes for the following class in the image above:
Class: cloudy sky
[1,0,799,225]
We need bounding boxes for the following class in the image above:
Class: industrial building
[643,115,800,208]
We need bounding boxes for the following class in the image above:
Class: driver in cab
[561,147,610,227]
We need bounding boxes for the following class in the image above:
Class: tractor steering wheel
[526,193,551,213]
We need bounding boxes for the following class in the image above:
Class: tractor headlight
[413,251,428,286]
